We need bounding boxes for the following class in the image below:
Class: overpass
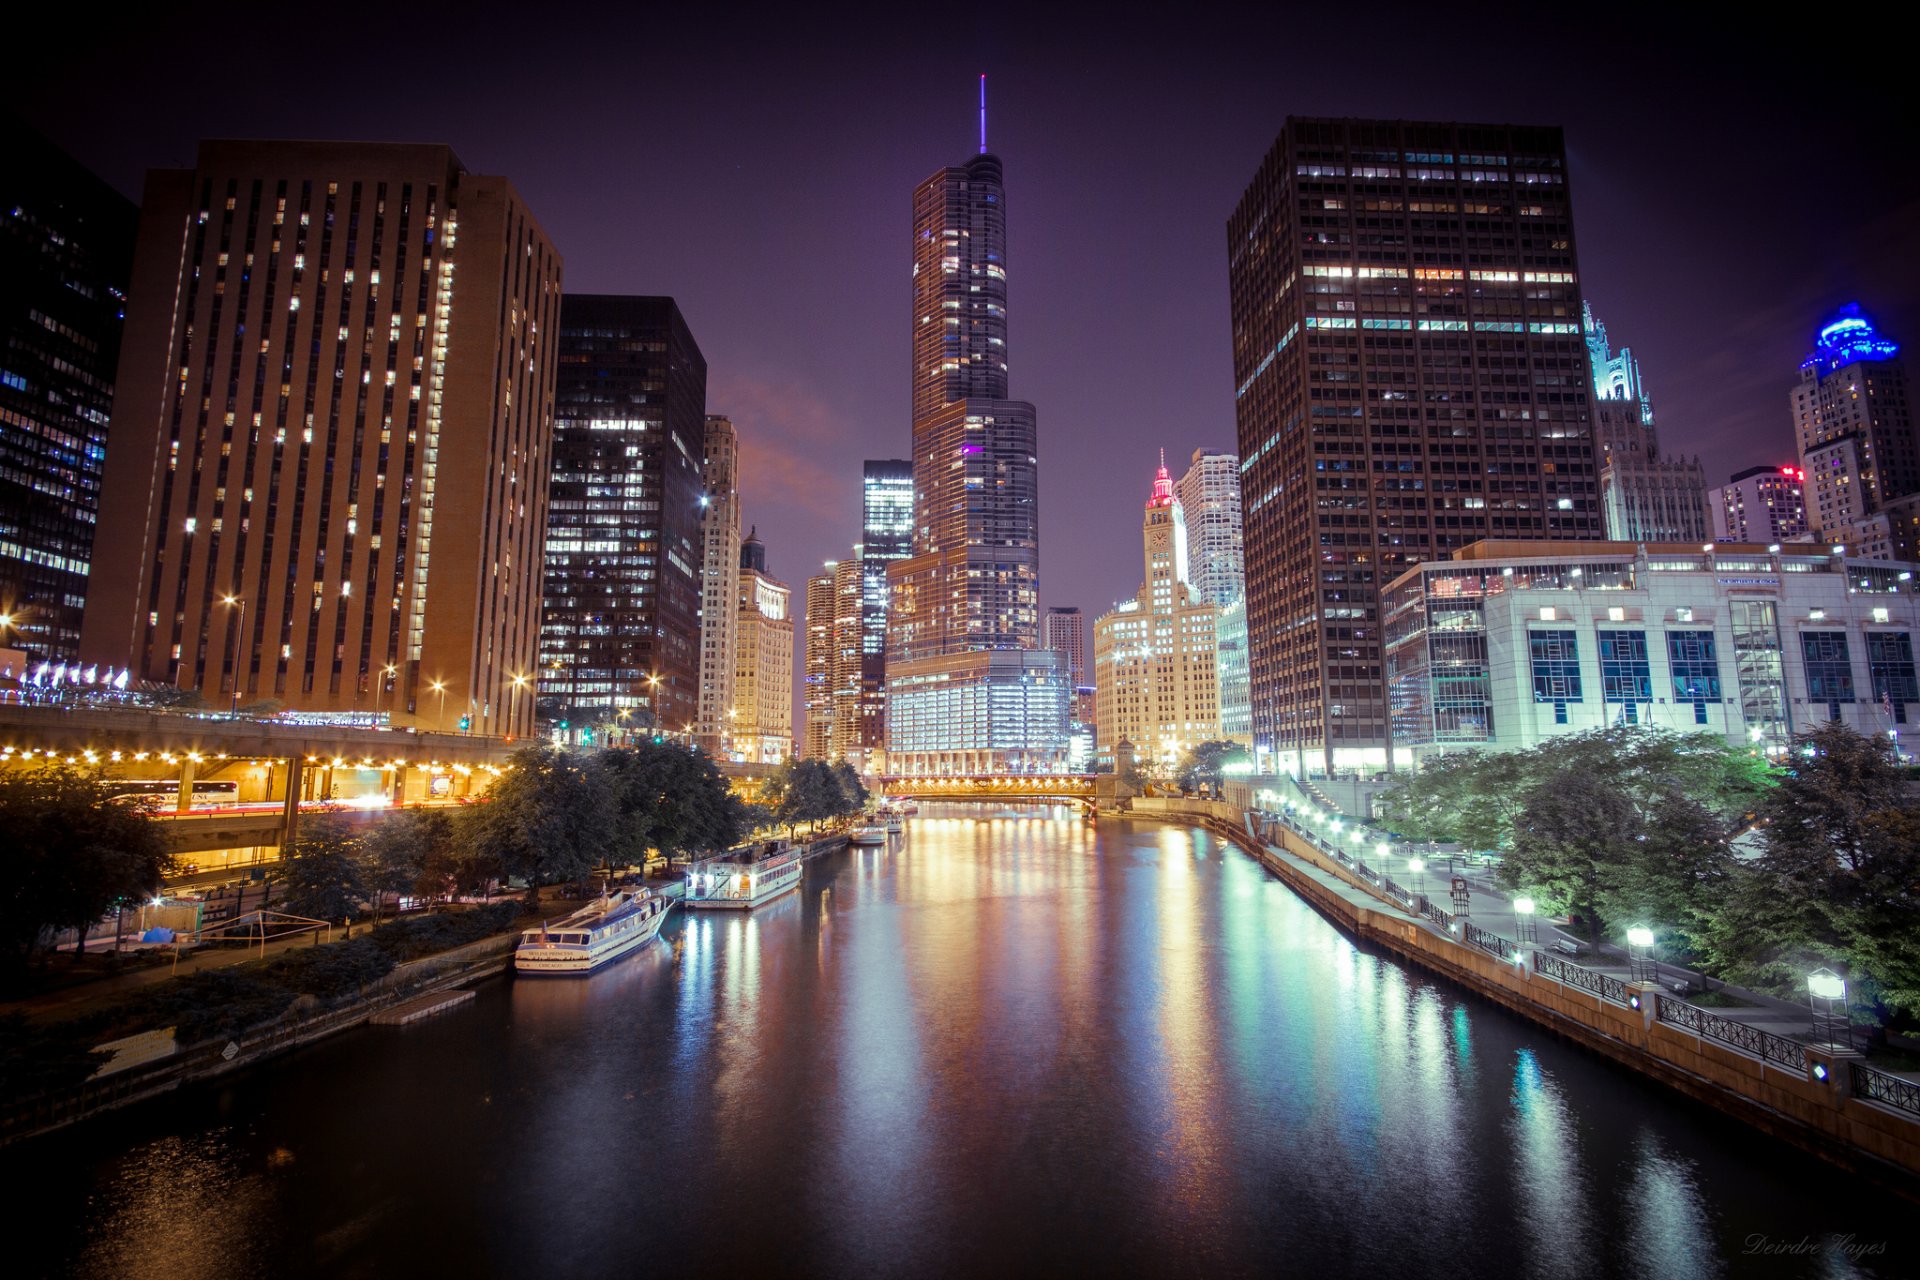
[879,774,1099,809]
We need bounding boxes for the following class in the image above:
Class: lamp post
[220,594,245,717]
[430,679,448,733]
[1408,856,1426,901]
[1513,896,1537,945]
[1627,926,1657,984]
[379,663,397,720]
[509,673,530,736]
[1808,968,1849,1049]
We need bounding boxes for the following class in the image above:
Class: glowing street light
[429,679,448,731]
[1626,925,1657,984]
[220,594,246,717]
[1513,895,1537,945]
[1808,968,1850,1049]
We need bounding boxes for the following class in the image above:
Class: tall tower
[803,565,836,760]
[696,415,741,754]
[1174,448,1245,608]
[1792,304,1917,560]
[1,128,135,665]
[80,141,561,736]
[1042,607,1085,687]
[884,95,1067,774]
[1228,118,1603,775]
[733,529,793,764]
[1585,303,1711,543]
[859,460,914,756]
[539,296,706,737]
[1093,457,1222,770]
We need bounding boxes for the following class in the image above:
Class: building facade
[832,551,865,767]
[733,530,792,764]
[1712,465,1807,544]
[1174,448,1245,608]
[1228,119,1603,777]
[538,295,706,738]
[1092,460,1222,771]
[695,414,740,753]
[884,138,1067,771]
[1042,606,1084,686]
[1384,539,1920,762]
[802,565,835,760]
[81,142,560,735]
[1792,304,1917,561]
[1,129,136,665]
[860,459,913,759]
[1584,304,1711,545]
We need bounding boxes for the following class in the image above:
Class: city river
[10,806,1902,1278]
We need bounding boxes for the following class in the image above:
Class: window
[1530,629,1582,722]
[1599,630,1651,723]
[1800,631,1855,716]
[1668,630,1721,724]
[1867,632,1918,724]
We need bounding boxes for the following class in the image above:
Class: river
[9,805,1901,1278]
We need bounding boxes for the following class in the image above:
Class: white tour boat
[514,888,672,975]
[684,840,803,910]
[882,809,905,833]
[851,823,889,845]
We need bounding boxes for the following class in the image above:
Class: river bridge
[879,773,1099,809]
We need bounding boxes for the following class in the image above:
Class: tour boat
[683,840,803,910]
[882,809,905,833]
[850,824,889,845]
[514,888,672,975]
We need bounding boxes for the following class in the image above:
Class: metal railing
[1657,998,1806,1069]
[1381,879,1413,910]
[1533,950,1625,1005]
[1462,921,1515,962]
[1850,1062,1920,1117]
[1422,901,1454,931]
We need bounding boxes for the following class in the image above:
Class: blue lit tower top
[1583,301,1651,426]
[1803,303,1901,372]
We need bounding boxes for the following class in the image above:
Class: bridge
[879,774,1100,809]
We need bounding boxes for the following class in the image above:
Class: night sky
[22,2,1919,634]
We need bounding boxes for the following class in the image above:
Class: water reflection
[7,804,1903,1279]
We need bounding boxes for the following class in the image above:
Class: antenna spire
[979,74,987,154]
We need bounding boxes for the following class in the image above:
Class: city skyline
[17,6,1916,629]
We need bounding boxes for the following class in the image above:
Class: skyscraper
[81,142,560,735]
[539,295,706,738]
[733,529,793,764]
[1042,607,1084,687]
[860,460,913,757]
[1711,465,1808,544]
[696,415,741,753]
[1093,459,1221,770]
[1792,304,1917,560]
[1174,448,1245,608]
[831,552,864,766]
[1,128,135,664]
[802,564,836,760]
[1585,303,1710,543]
[884,114,1068,773]
[1228,118,1603,774]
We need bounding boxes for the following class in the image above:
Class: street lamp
[220,594,245,716]
[1808,968,1849,1049]
[508,673,530,735]
[429,679,448,732]
[1627,926,1657,984]
[1407,856,1426,899]
[380,663,397,719]
[1513,896,1537,945]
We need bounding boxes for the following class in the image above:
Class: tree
[464,745,618,901]
[600,741,748,870]
[830,761,870,815]
[362,808,451,919]
[279,811,369,922]
[0,764,176,968]
[1498,772,1640,950]
[1175,741,1248,795]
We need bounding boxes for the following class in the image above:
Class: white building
[732,531,792,764]
[1174,448,1245,609]
[1384,540,1920,764]
[695,416,741,754]
[1711,465,1807,544]
[1094,460,1222,771]
[885,649,1070,775]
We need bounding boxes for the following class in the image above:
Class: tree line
[1376,724,1920,1028]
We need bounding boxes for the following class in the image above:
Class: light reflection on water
[11,804,1900,1279]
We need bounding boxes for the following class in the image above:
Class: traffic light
[458,715,471,731]
[557,719,570,730]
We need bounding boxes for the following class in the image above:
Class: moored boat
[684,840,803,909]
[851,824,889,845]
[514,888,672,975]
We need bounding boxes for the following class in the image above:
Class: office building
[832,552,865,767]
[81,142,560,734]
[1712,465,1807,545]
[1228,118,1604,775]
[1,129,136,663]
[860,459,913,757]
[733,529,792,764]
[539,296,706,738]
[802,565,836,760]
[1174,448,1245,608]
[884,123,1068,771]
[1385,539,1920,761]
[1042,606,1084,686]
[1585,304,1710,543]
[1092,459,1222,770]
[1793,304,1918,561]
[695,414,740,753]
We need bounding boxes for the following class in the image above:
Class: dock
[369,989,475,1026]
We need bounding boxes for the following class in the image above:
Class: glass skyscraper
[860,460,912,754]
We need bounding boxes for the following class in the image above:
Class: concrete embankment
[1115,797,1920,1195]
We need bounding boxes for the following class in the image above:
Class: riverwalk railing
[1852,1063,1920,1118]
[1461,921,1515,962]
[1533,950,1635,1008]
[1657,997,1806,1069]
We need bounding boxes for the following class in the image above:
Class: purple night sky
[22,3,1919,639]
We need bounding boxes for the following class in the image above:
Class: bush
[365,901,521,962]
[259,937,397,1001]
